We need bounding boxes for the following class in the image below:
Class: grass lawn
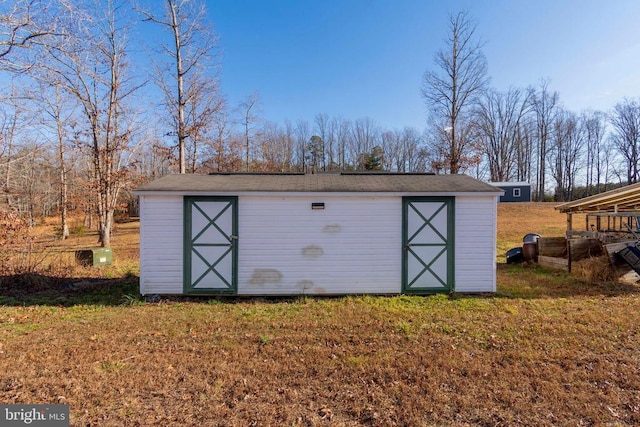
[1,203,639,426]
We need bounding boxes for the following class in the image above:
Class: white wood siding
[237,196,402,295]
[139,196,184,294]
[454,196,498,292]
[138,193,498,295]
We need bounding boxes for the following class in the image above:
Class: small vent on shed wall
[311,202,325,210]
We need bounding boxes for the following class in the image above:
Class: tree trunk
[99,211,112,247]
[169,0,186,174]
[59,156,69,240]
[57,97,69,240]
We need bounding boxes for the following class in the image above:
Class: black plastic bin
[506,247,524,264]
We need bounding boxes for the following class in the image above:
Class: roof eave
[134,190,502,197]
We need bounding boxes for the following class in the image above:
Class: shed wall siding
[139,196,184,294]
[237,196,402,295]
[454,196,498,292]
[139,193,498,295]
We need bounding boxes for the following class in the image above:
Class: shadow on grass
[493,263,640,299]
[0,273,140,306]
[2,264,638,307]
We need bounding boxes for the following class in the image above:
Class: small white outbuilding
[134,173,502,296]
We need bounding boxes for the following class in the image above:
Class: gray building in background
[491,182,531,202]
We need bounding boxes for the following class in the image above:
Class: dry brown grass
[497,202,588,262]
[1,216,140,280]
[1,206,639,426]
[571,256,620,282]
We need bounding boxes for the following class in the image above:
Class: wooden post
[566,213,573,237]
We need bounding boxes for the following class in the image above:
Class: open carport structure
[555,182,640,240]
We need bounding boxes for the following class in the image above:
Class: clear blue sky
[200,0,640,130]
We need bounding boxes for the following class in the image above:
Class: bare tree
[324,115,339,170]
[0,87,58,224]
[422,11,489,174]
[46,0,142,246]
[332,116,351,170]
[0,94,30,210]
[476,87,531,181]
[135,134,173,179]
[207,101,231,172]
[380,130,398,171]
[139,0,220,174]
[30,77,78,239]
[294,119,310,172]
[530,80,559,200]
[426,115,480,174]
[3,142,56,222]
[351,117,378,169]
[514,120,535,182]
[609,98,640,184]
[548,109,584,201]
[254,119,296,172]
[184,71,224,172]
[402,127,426,172]
[382,127,424,172]
[599,138,617,191]
[281,119,295,171]
[0,0,69,72]
[240,92,259,171]
[314,113,329,171]
[250,121,293,172]
[582,109,607,194]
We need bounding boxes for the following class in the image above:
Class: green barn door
[184,197,238,294]
[402,197,454,293]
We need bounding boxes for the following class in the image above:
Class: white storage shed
[134,173,502,296]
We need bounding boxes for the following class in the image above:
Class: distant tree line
[422,12,638,202]
[0,2,638,245]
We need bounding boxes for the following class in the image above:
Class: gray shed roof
[135,173,502,194]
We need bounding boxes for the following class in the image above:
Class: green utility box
[76,247,113,267]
